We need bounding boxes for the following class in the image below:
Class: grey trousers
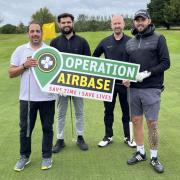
[56,95,84,139]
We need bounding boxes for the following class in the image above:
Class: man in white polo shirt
[8,21,56,171]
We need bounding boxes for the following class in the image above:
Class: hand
[23,57,38,68]
[122,80,130,87]
[136,71,151,82]
[59,90,67,97]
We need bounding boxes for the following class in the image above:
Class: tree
[124,15,133,30]
[163,0,180,26]
[1,24,17,34]
[16,22,27,33]
[147,0,180,29]
[74,14,111,32]
[31,7,55,25]
[77,14,88,22]
[147,0,171,29]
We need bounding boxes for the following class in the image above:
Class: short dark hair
[27,21,42,32]
[57,13,74,23]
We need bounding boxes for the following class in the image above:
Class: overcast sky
[0,0,150,25]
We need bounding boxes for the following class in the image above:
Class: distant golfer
[9,21,56,171]
[93,15,136,148]
[123,9,170,173]
[50,13,91,153]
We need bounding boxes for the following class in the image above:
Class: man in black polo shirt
[93,15,136,148]
[50,13,91,153]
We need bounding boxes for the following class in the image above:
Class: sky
[0,0,150,25]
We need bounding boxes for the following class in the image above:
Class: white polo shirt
[10,42,55,101]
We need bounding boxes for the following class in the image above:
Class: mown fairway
[0,30,180,180]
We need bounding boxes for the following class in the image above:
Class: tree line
[0,0,180,34]
[0,7,133,34]
[148,0,180,29]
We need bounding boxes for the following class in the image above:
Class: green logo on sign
[38,53,57,73]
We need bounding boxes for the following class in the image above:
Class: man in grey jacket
[124,9,170,173]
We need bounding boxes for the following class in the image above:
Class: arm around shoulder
[92,40,104,57]
[82,38,91,56]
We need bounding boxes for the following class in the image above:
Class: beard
[30,36,42,45]
[113,27,122,35]
[137,25,148,33]
[61,27,73,35]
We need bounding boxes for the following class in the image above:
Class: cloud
[0,0,150,25]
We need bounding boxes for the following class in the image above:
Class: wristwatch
[22,63,27,70]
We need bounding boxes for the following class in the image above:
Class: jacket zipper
[138,36,142,48]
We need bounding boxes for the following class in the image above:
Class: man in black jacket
[93,15,136,148]
[124,10,170,173]
[50,13,91,153]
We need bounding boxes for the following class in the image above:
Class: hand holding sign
[122,80,130,87]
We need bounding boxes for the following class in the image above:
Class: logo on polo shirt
[106,45,113,49]
[38,53,57,72]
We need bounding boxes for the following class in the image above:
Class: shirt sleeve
[50,39,55,47]
[92,41,104,57]
[10,47,21,66]
[82,39,91,56]
[148,35,170,75]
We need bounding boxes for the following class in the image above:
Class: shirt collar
[62,32,75,40]
[112,33,124,41]
[26,42,46,50]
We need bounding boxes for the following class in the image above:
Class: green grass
[0,30,180,180]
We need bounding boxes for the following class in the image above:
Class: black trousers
[104,84,130,138]
[19,100,55,158]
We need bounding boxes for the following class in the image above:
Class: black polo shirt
[93,34,130,61]
[93,34,130,85]
[50,33,91,56]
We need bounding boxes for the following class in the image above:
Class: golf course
[0,30,180,180]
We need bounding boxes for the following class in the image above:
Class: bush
[1,24,17,34]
